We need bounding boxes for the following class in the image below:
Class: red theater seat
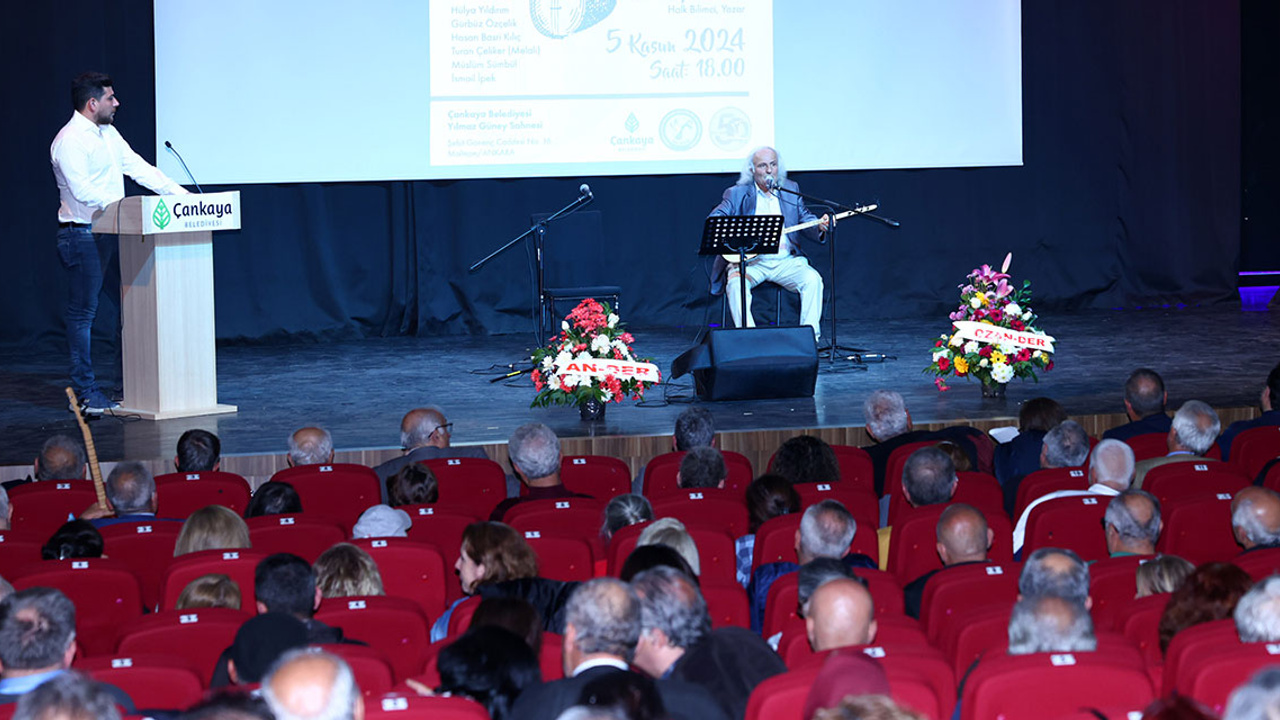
[1157,492,1240,566]
[651,488,749,538]
[320,643,395,697]
[559,455,630,500]
[1117,592,1170,670]
[9,480,100,541]
[960,649,1154,720]
[887,471,1006,527]
[1230,426,1280,479]
[154,471,251,518]
[99,521,182,611]
[365,694,489,720]
[752,507,879,571]
[794,483,880,526]
[607,523,737,586]
[1021,494,1110,562]
[921,563,1020,644]
[160,548,267,611]
[74,654,205,710]
[1174,638,1280,715]
[1161,618,1239,696]
[762,570,904,639]
[1235,546,1280,581]
[883,441,938,501]
[1013,467,1088,520]
[830,445,876,494]
[702,583,750,629]
[422,458,508,519]
[246,514,346,563]
[0,531,43,580]
[519,531,595,581]
[504,497,605,541]
[350,538,447,619]
[1143,461,1250,506]
[644,451,754,499]
[1089,554,1154,632]
[779,615,930,669]
[270,464,382,530]
[115,608,251,686]
[12,558,144,656]
[887,504,1013,586]
[400,505,478,602]
[315,595,430,683]
[1124,432,1176,463]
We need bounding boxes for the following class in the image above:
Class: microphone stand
[772,184,899,366]
[470,189,594,374]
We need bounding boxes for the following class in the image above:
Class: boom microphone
[579,183,592,199]
[765,175,777,190]
[164,140,204,193]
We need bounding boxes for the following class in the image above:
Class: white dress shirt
[1012,483,1122,553]
[51,111,188,224]
[753,186,795,256]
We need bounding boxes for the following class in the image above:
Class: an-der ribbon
[952,320,1056,353]
[553,359,661,382]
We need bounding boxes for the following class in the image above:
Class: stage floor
[0,305,1276,468]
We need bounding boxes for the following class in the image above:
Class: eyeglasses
[432,423,454,436]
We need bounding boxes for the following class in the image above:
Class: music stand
[700,215,784,332]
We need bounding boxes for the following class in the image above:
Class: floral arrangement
[531,299,660,407]
[925,254,1055,392]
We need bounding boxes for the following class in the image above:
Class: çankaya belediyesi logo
[152,199,171,230]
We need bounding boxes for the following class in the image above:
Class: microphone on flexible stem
[765,175,777,191]
[579,183,593,199]
[164,140,204,193]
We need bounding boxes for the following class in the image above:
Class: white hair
[1089,439,1135,489]
[864,390,909,440]
[1235,575,1280,643]
[735,146,787,186]
[262,648,361,720]
[1171,400,1221,455]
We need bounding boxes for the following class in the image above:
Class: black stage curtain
[0,1,1242,349]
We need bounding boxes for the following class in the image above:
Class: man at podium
[708,146,829,342]
[50,72,190,413]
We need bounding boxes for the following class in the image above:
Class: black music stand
[699,215,784,332]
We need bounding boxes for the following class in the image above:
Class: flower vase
[981,378,1007,399]
[578,397,606,421]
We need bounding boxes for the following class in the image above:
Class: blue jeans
[57,226,115,394]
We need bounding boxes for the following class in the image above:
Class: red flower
[1046,360,1055,371]
[620,332,634,344]
[978,345,993,357]
[937,357,951,372]
[935,340,945,348]
[531,369,544,391]
[1012,320,1025,331]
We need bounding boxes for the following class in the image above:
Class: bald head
[1008,595,1096,655]
[936,504,992,566]
[1104,490,1161,555]
[1233,487,1280,550]
[263,650,363,720]
[288,427,333,466]
[399,408,449,450]
[806,578,877,652]
[34,435,86,481]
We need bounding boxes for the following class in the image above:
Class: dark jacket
[477,576,581,634]
[669,627,787,720]
[511,665,729,720]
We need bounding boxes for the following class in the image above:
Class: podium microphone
[164,140,204,193]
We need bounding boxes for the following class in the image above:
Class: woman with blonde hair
[314,543,385,598]
[174,505,251,557]
[637,517,701,576]
[175,573,242,610]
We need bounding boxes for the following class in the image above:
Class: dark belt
[58,221,91,229]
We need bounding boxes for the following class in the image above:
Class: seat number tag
[985,566,1004,575]
[1050,654,1076,666]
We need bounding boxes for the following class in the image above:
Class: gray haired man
[1133,400,1222,488]
[489,422,590,521]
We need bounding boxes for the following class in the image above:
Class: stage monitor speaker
[684,327,817,401]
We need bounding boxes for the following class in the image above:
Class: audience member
[491,423,589,521]
[1157,562,1253,655]
[0,588,134,710]
[796,558,856,622]
[1133,400,1222,487]
[175,505,251,556]
[1104,490,1162,556]
[1219,361,1280,461]
[902,504,993,619]
[435,626,542,720]
[619,545,698,584]
[1223,666,1280,720]
[372,407,487,501]
[508,578,728,720]
[1235,575,1280,643]
[748,500,871,633]
[179,690,274,720]
[900,446,958,508]
[736,474,801,587]
[1135,555,1195,598]
[351,504,411,539]
[636,518,701,577]
[176,429,221,472]
[261,648,364,720]
[1103,369,1172,442]
[1233,486,1280,553]
[806,578,878,652]
[211,553,360,687]
[632,566,785,720]
[811,693,923,720]
[1007,595,1097,654]
[314,543,385,599]
[40,520,103,560]
[994,397,1070,514]
[801,651,892,720]
[678,446,727,489]
[227,613,310,686]
[470,597,544,654]
[386,463,439,507]
[84,461,176,528]
[5,435,86,491]
[12,671,121,720]
[177,573,243,610]
[935,440,972,473]
[1012,438,1135,553]
[574,671,667,720]
[432,521,542,641]
[600,494,653,544]
[287,427,334,467]
[1040,420,1090,470]
[244,482,303,518]
[1019,548,1091,605]
[771,436,840,486]
[674,408,716,451]
[861,389,977,496]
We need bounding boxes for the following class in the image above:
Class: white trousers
[725,254,824,340]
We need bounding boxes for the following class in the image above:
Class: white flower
[591,334,612,354]
[949,335,964,347]
[607,313,619,328]
[555,350,573,367]
[541,357,554,371]
[600,389,614,402]
[979,358,989,368]
[1032,350,1043,359]
[991,363,1014,383]
[1022,311,1033,321]
[964,341,979,355]
[969,296,982,309]
[998,342,1017,356]
[562,320,570,332]
[932,350,949,363]
[576,352,593,362]
[549,374,562,390]
[1004,303,1022,317]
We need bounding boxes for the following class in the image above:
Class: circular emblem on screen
[709,107,751,151]
[660,109,702,152]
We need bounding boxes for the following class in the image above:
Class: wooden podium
[93,192,240,420]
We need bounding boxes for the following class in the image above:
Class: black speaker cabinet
[685,327,818,401]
